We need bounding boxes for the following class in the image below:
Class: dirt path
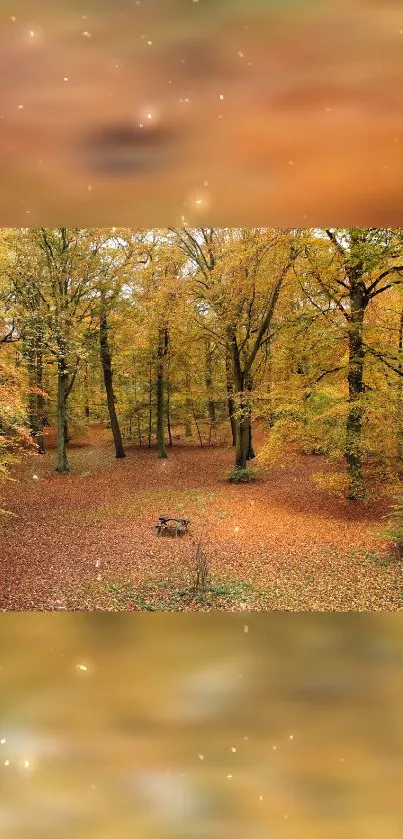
[0,425,402,611]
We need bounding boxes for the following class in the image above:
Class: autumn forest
[1,227,403,611]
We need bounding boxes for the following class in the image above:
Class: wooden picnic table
[154,517,190,537]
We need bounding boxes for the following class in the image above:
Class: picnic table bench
[154,516,190,537]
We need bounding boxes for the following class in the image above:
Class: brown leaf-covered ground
[1,425,402,611]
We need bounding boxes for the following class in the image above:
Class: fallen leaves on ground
[0,425,402,611]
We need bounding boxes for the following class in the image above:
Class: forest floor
[1,424,402,611]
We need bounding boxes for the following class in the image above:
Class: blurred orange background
[1,614,403,838]
[1,1,403,225]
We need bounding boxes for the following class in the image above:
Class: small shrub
[226,466,261,483]
[189,532,211,599]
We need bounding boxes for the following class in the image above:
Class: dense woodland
[1,227,403,502]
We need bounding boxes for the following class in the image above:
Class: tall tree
[99,288,126,459]
[304,229,403,498]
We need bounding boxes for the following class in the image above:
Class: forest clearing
[1,227,403,611]
[0,424,401,612]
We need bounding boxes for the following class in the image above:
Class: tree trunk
[225,350,237,446]
[167,361,173,446]
[25,343,39,443]
[36,345,45,453]
[228,331,251,469]
[99,304,126,459]
[157,326,168,459]
[205,339,216,428]
[398,309,403,470]
[56,362,70,473]
[345,281,366,500]
[234,406,250,469]
[64,416,70,446]
[233,371,249,469]
[245,372,255,460]
[148,360,153,448]
[84,361,90,423]
[185,410,192,438]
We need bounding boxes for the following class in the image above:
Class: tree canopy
[1,227,403,500]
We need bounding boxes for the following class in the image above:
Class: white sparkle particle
[227,774,233,780]
[147,40,153,46]
[289,734,294,740]
[147,113,152,119]
[198,754,204,760]
[24,760,30,769]
[63,77,69,82]
[76,664,88,671]
[29,30,35,38]
[0,739,6,744]
[4,760,10,766]
[273,745,277,750]
[82,31,92,38]
[244,625,248,634]
[288,160,294,166]
[219,94,224,100]
[17,105,24,110]
[259,795,263,801]
[11,16,16,22]
[237,51,244,58]
[231,747,236,753]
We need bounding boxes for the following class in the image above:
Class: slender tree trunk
[345,281,366,500]
[84,361,90,423]
[148,360,153,448]
[185,405,192,438]
[185,373,203,447]
[133,366,142,447]
[36,345,45,453]
[25,343,39,443]
[167,358,173,446]
[56,361,70,473]
[205,339,216,428]
[225,350,237,446]
[397,309,403,470]
[137,416,142,447]
[99,303,126,459]
[157,326,168,459]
